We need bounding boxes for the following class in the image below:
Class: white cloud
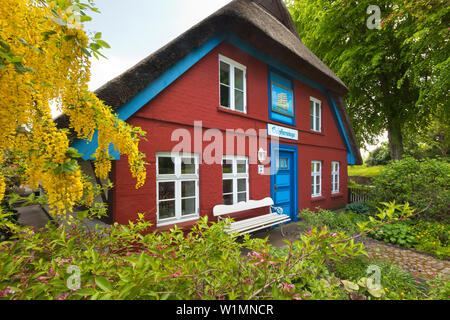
[89,55,141,91]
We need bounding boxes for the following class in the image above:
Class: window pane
[315,116,320,132]
[159,200,175,219]
[223,179,233,194]
[158,182,175,200]
[182,198,196,216]
[222,159,233,174]
[237,179,246,192]
[234,89,244,112]
[237,192,246,203]
[310,101,315,130]
[220,61,230,85]
[223,194,233,205]
[181,158,195,174]
[182,181,195,198]
[315,175,320,186]
[236,160,246,173]
[158,157,175,175]
[234,68,244,90]
[315,185,320,195]
[220,85,230,108]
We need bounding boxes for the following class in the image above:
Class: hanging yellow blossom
[0,0,147,217]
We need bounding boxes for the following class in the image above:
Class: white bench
[213,197,291,236]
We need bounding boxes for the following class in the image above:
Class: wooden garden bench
[213,197,291,236]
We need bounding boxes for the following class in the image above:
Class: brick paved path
[364,239,450,280]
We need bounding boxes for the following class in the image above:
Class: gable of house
[56,0,362,165]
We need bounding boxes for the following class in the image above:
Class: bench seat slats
[225,213,290,235]
[213,197,290,236]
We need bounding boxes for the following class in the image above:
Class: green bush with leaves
[0,199,19,241]
[1,202,442,300]
[332,257,433,300]
[370,222,417,248]
[366,142,391,167]
[345,201,371,216]
[412,221,450,259]
[371,157,450,222]
[299,208,363,235]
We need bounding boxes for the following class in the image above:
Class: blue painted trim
[270,142,299,223]
[71,30,356,164]
[324,92,356,165]
[72,33,226,160]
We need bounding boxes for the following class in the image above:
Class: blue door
[272,151,295,220]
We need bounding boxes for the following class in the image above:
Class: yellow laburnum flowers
[0,0,146,216]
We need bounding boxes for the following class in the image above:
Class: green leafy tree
[287,0,449,160]
[366,142,391,166]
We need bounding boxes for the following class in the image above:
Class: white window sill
[157,215,199,227]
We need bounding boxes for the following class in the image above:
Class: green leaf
[81,47,91,57]
[14,62,35,73]
[94,32,102,39]
[80,15,92,22]
[341,280,359,292]
[367,286,385,298]
[96,40,110,49]
[95,277,113,292]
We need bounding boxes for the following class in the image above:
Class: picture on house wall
[271,82,294,117]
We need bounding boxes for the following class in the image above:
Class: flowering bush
[412,221,450,259]
[1,202,445,300]
[0,0,147,217]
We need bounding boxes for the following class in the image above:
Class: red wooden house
[58,0,362,231]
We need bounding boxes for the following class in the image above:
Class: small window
[311,161,322,197]
[222,156,249,204]
[278,157,289,170]
[219,55,246,113]
[331,161,340,194]
[310,97,321,132]
[156,153,199,226]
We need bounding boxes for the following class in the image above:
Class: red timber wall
[112,42,348,230]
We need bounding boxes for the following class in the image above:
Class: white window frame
[310,97,322,132]
[219,54,247,113]
[331,161,340,194]
[156,152,199,226]
[311,160,322,198]
[222,155,249,204]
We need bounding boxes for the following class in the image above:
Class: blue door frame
[270,143,299,222]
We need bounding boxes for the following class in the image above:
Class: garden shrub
[0,202,446,300]
[370,222,417,248]
[299,208,362,235]
[328,256,431,300]
[0,199,19,241]
[0,213,369,300]
[345,201,371,216]
[371,157,450,222]
[412,221,450,259]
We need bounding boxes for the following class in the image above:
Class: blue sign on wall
[271,82,294,117]
[269,69,295,126]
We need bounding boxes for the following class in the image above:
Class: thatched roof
[56,0,362,164]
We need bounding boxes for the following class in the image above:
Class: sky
[80,0,384,158]
[84,0,233,91]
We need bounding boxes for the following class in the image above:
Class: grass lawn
[348,164,384,177]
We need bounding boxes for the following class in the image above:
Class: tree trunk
[387,119,404,161]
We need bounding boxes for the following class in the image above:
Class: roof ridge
[250,1,301,41]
